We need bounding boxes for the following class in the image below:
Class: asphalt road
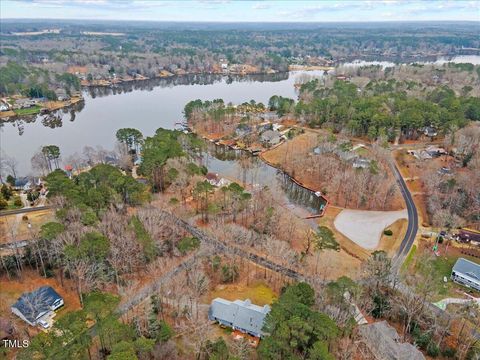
[0,205,52,217]
[391,162,419,267]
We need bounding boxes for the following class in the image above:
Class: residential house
[14,177,32,191]
[13,98,36,109]
[0,102,9,112]
[11,286,64,327]
[55,88,70,101]
[425,145,447,157]
[456,229,480,244]
[260,130,281,146]
[408,149,432,161]
[353,158,371,169]
[359,321,425,360]
[208,298,271,338]
[423,126,438,138]
[235,124,252,138]
[451,258,480,291]
[205,173,230,187]
[260,111,279,121]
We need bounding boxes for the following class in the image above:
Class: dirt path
[334,209,408,250]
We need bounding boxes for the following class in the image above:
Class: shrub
[176,236,200,255]
[169,197,179,205]
[383,229,393,236]
[22,215,28,221]
[81,210,97,226]
[13,196,22,207]
[427,342,440,357]
[0,198,7,210]
[442,347,456,358]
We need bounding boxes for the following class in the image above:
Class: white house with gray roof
[208,298,270,338]
[451,258,480,291]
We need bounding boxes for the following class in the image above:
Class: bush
[169,197,179,205]
[0,198,8,210]
[176,236,200,255]
[22,215,28,221]
[442,347,456,358]
[383,229,393,236]
[427,342,440,357]
[13,196,22,207]
[81,210,97,226]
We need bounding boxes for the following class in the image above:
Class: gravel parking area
[334,209,408,250]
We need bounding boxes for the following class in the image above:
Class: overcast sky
[1,0,479,22]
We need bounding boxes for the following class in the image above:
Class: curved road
[391,162,419,267]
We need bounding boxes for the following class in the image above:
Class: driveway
[334,209,408,250]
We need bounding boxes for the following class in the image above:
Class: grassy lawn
[208,282,277,306]
[405,241,480,301]
[402,244,417,271]
[14,105,42,116]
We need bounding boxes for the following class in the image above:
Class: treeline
[293,80,480,140]
[0,61,80,97]
[184,99,266,120]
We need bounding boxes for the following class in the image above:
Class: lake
[2,54,479,175]
[1,71,325,175]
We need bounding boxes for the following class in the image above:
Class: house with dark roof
[451,258,480,291]
[11,286,64,326]
[208,298,271,338]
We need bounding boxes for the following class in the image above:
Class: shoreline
[0,96,84,120]
[192,129,329,217]
[79,67,335,88]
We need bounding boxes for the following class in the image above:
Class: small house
[353,158,371,169]
[0,102,9,112]
[260,130,281,146]
[14,98,36,109]
[359,321,425,360]
[208,298,271,338]
[14,177,32,191]
[205,173,230,187]
[456,229,480,244]
[451,258,480,292]
[423,126,438,138]
[55,88,70,101]
[235,124,252,138]
[11,286,64,327]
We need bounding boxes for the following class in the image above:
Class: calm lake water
[1,71,325,175]
[2,54,479,175]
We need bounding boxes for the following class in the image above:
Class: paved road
[391,162,419,267]
[0,205,52,217]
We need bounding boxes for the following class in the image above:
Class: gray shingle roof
[11,286,63,324]
[209,298,270,337]
[359,321,425,360]
[452,258,480,281]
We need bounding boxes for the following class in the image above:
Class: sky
[0,0,479,22]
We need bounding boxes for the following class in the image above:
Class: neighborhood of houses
[0,91,83,118]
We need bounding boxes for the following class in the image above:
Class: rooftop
[209,298,271,337]
[11,286,63,324]
[359,321,425,360]
[452,258,480,281]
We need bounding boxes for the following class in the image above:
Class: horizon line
[2,18,479,23]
